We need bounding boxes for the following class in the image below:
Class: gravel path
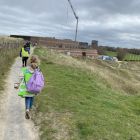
[0,57,39,140]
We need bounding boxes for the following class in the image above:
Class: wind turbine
[67,0,79,42]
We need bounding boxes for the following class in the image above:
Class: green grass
[106,51,140,61]
[124,53,140,61]
[105,51,117,57]
[32,47,140,140]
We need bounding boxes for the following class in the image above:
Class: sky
[0,0,140,48]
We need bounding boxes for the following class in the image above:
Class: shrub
[117,48,127,61]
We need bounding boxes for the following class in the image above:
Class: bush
[117,48,127,61]
[97,46,106,55]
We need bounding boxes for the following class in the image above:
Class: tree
[97,46,106,55]
[117,48,127,61]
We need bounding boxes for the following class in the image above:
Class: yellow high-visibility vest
[22,48,29,57]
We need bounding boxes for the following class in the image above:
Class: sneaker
[25,111,30,119]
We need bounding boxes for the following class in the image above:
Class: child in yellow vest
[20,44,30,67]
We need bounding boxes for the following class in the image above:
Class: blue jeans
[25,97,34,110]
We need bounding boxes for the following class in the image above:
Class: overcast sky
[0,0,140,48]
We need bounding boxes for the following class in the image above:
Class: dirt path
[0,57,39,140]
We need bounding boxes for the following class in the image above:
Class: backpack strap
[23,68,32,84]
[34,67,41,72]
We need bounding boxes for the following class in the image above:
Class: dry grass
[0,36,23,42]
[37,47,140,95]
[0,37,23,93]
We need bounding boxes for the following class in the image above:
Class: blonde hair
[28,55,40,69]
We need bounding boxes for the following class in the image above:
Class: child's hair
[31,63,38,69]
[28,55,40,69]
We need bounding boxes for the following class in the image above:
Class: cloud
[0,0,140,48]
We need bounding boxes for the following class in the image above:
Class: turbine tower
[67,0,79,42]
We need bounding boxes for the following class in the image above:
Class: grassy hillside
[0,37,22,93]
[32,47,140,140]
[106,51,140,61]
[125,53,140,61]
[105,51,117,57]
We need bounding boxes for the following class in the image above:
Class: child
[20,43,30,67]
[18,55,40,119]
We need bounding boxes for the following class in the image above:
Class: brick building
[39,37,79,48]
[53,48,98,58]
[10,35,79,48]
[10,35,98,57]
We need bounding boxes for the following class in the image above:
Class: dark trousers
[22,57,29,67]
